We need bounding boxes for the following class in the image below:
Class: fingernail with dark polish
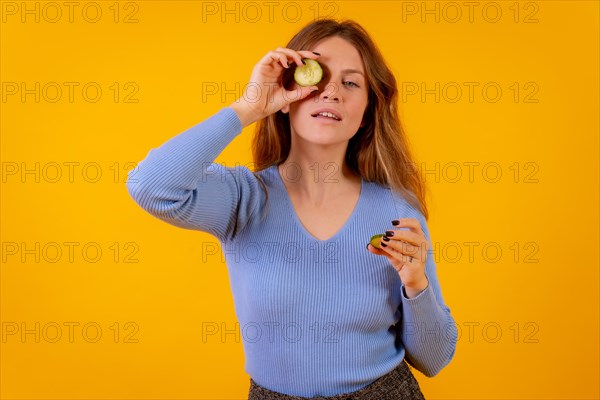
[366,243,370,250]
[381,242,388,247]
[382,236,390,242]
[312,51,321,55]
[392,220,400,226]
[385,230,394,237]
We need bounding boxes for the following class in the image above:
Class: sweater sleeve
[398,211,458,377]
[125,107,267,243]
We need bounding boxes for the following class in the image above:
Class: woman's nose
[318,81,340,101]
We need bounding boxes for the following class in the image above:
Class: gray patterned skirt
[248,359,426,400]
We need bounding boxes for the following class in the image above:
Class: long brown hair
[250,18,429,220]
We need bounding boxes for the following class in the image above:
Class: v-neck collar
[272,165,366,243]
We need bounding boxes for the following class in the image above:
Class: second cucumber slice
[370,234,384,249]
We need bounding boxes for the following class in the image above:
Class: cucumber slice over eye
[294,58,323,87]
[370,234,384,249]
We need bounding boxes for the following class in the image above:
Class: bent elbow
[409,335,457,378]
[125,168,179,216]
[126,174,145,206]
[424,344,457,377]
[421,362,446,378]
[126,171,154,211]
[421,368,439,378]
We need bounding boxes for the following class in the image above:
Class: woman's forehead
[310,38,365,74]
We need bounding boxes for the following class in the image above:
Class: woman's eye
[343,80,359,88]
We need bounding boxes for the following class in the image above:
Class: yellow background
[1,1,598,399]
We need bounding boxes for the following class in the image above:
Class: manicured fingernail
[366,243,370,250]
[381,242,388,247]
[392,220,400,226]
[312,51,321,55]
[385,230,394,237]
[382,236,390,242]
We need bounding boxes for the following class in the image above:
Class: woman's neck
[278,158,361,207]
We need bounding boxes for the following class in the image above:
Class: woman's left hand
[367,218,430,293]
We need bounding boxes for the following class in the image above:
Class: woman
[127,18,457,400]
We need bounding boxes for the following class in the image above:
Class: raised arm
[126,47,323,242]
[126,107,266,243]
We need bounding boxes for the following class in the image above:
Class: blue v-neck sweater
[126,107,457,397]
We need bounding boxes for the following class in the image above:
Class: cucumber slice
[294,58,323,87]
[370,234,384,249]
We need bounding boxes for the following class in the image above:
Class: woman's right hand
[230,48,320,127]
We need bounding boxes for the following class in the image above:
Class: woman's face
[281,36,369,146]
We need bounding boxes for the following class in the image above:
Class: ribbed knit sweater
[126,106,457,397]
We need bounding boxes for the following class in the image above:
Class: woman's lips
[313,115,341,122]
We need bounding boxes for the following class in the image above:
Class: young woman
[127,18,457,400]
